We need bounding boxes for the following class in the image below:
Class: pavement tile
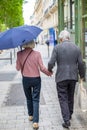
[0,44,87,130]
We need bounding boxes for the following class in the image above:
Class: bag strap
[21,50,33,74]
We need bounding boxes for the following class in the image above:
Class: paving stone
[0,45,87,130]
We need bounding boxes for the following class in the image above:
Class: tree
[0,0,24,29]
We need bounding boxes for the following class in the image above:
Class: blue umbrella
[0,25,43,50]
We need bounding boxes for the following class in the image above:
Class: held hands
[47,70,53,76]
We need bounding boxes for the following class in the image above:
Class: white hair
[22,40,35,49]
[58,30,70,41]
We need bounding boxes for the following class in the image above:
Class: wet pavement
[0,44,87,130]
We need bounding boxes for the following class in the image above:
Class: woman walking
[16,40,52,129]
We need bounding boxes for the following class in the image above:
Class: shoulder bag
[21,50,33,74]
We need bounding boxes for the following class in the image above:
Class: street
[0,44,87,130]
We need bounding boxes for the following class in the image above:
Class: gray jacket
[48,41,85,83]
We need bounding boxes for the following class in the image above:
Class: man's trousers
[56,80,76,122]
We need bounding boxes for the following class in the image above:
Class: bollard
[10,51,12,64]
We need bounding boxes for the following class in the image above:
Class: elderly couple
[16,30,85,129]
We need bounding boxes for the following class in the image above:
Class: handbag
[78,80,87,112]
[21,50,33,74]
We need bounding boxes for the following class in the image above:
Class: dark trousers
[57,80,76,122]
[22,76,41,123]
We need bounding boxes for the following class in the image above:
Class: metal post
[14,49,16,58]
[82,0,86,59]
[70,0,72,29]
[75,0,79,46]
[75,0,84,58]
[58,0,64,33]
[10,51,12,64]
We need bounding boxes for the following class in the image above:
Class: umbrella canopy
[0,25,43,50]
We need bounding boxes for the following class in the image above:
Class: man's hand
[80,78,84,83]
[47,70,53,76]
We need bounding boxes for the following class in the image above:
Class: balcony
[49,0,58,13]
[34,0,41,11]
[43,0,58,18]
[44,8,51,18]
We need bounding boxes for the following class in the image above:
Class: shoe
[33,123,39,129]
[62,121,71,128]
[29,116,33,121]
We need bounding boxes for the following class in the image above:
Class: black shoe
[62,121,70,128]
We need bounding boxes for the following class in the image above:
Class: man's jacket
[48,41,85,83]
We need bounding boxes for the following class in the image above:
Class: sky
[23,0,36,24]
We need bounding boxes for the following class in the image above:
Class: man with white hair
[48,30,85,128]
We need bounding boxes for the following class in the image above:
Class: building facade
[58,0,87,58]
[30,0,87,57]
[30,0,58,45]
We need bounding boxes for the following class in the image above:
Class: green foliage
[0,24,7,32]
[0,0,24,30]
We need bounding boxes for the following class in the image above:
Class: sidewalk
[0,44,87,130]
